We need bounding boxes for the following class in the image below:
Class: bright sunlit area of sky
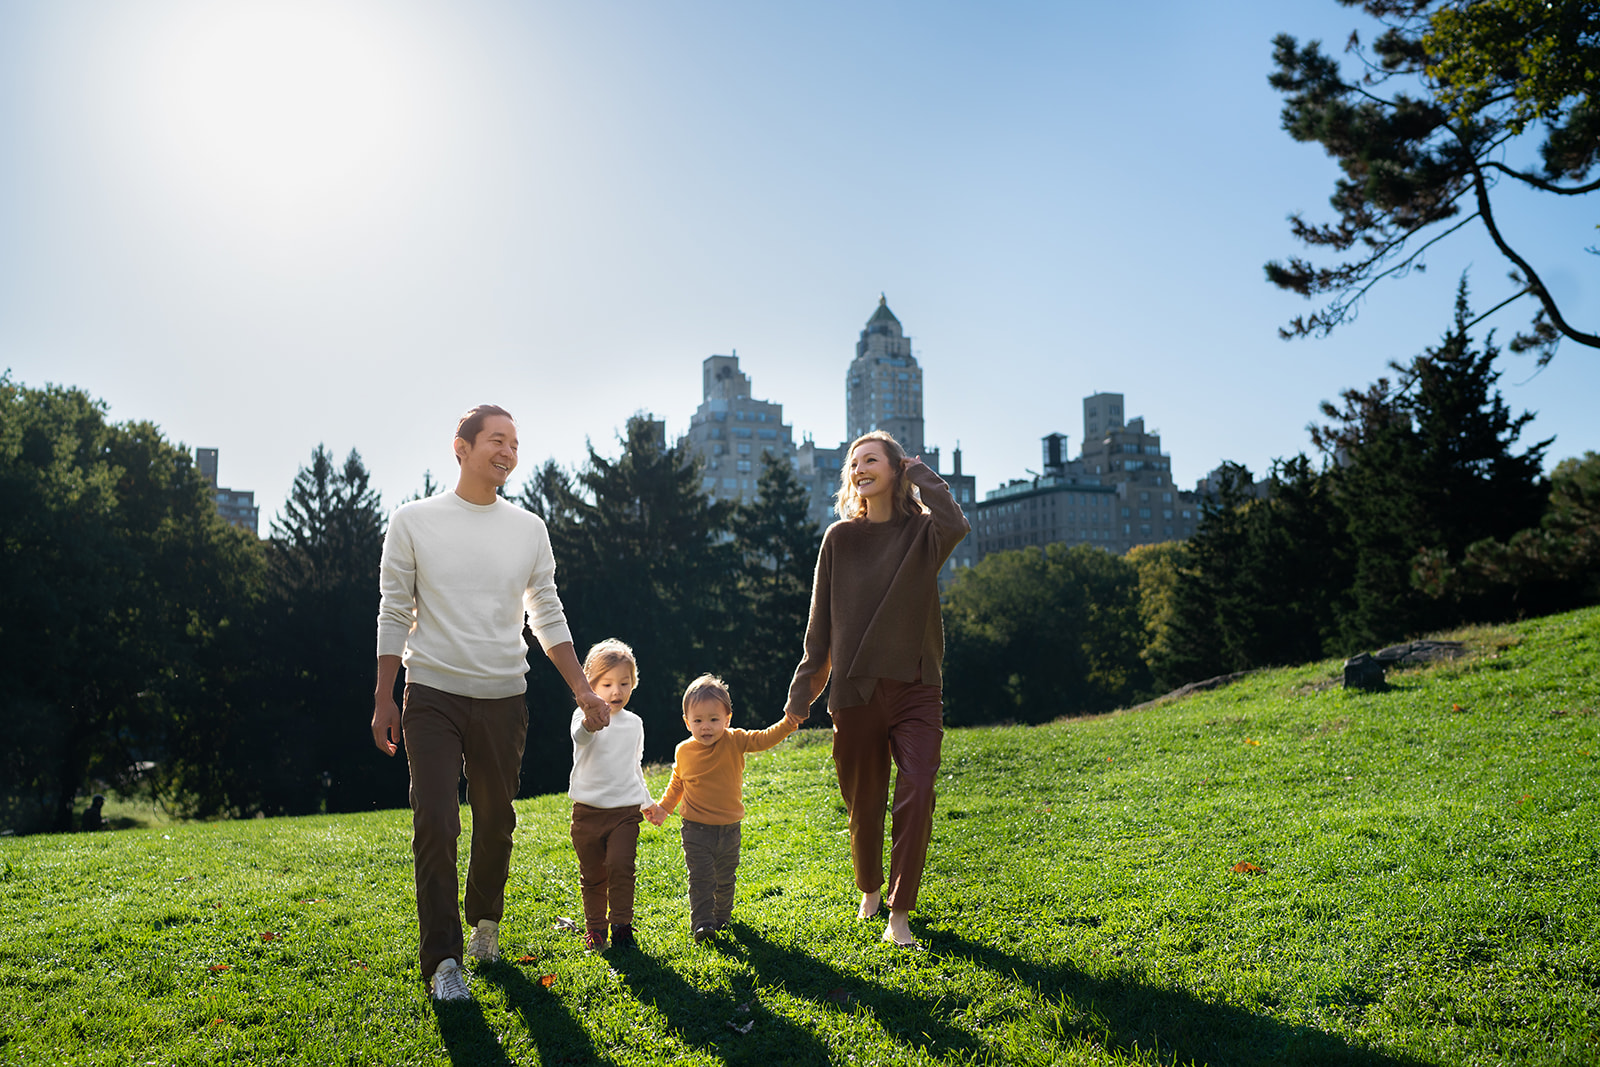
[2,0,1595,525]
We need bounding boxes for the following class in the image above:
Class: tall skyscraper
[846,295,924,456]
[678,352,797,505]
[196,448,260,535]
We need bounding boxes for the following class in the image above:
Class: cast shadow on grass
[473,961,615,1067]
[932,930,1431,1067]
[608,940,835,1066]
[429,996,515,1067]
[712,922,981,1061]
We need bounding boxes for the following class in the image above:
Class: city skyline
[4,0,1595,527]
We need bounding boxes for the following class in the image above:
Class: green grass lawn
[3,607,1598,1066]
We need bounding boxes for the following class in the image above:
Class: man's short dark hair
[455,404,514,447]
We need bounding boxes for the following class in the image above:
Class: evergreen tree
[728,452,820,726]
[1319,279,1550,646]
[261,445,400,814]
[1239,455,1351,665]
[1154,464,1258,688]
[521,417,735,781]
[1416,451,1600,613]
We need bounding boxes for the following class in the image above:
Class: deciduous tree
[942,543,1148,725]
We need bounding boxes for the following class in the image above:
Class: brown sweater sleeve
[783,528,835,720]
[906,461,971,568]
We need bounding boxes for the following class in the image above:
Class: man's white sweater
[376,491,573,699]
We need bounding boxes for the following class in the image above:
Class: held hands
[642,802,667,827]
[577,688,611,732]
[784,706,809,728]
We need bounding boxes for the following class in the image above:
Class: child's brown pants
[570,802,643,930]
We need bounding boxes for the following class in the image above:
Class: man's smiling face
[457,414,518,492]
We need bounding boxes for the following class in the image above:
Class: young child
[651,674,797,942]
[569,639,664,952]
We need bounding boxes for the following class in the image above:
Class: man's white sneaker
[431,958,470,1001]
[466,919,500,962]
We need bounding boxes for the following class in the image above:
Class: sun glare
[120,0,435,244]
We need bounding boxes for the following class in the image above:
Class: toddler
[569,639,664,952]
[652,674,796,941]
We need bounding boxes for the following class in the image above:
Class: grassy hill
[2,607,1597,1066]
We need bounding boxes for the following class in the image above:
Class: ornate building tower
[845,295,924,455]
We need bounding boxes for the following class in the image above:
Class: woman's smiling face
[850,441,895,502]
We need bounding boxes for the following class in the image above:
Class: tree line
[5,285,1597,832]
[0,390,819,833]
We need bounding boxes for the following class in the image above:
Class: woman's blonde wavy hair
[834,430,923,522]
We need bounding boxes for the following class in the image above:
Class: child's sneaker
[610,924,636,950]
[584,928,608,953]
[693,925,715,943]
[431,958,470,1001]
[466,919,499,962]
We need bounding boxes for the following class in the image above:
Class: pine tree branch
[1468,159,1600,350]
[1481,160,1600,195]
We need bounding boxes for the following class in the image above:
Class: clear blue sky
[3,0,1595,525]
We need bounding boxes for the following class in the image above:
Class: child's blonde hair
[834,430,923,522]
[681,673,733,716]
[583,638,638,685]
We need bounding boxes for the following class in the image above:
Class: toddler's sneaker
[610,924,636,950]
[693,925,715,943]
[584,928,608,953]
[466,919,499,962]
[431,958,470,1001]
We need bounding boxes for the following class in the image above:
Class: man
[372,404,609,1002]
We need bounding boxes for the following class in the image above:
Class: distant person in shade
[81,795,105,832]
[783,430,970,949]
[371,403,610,1002]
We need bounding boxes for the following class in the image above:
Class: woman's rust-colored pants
[830,679,944,912]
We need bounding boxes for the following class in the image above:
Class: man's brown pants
[403,683,527,979]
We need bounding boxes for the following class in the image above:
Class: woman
[783,430,970,947]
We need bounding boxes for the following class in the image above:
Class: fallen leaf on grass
[1243,737,1261,746]
[539,974,556,988]
[300,898,324,905]
[1231,862,1262,875]
[260,932,277,942]
[735,1001,752,1014]
[551,916,580,933]
[207,964,231,973]
[1452,704,1465,712]
[726,1020,754,1035]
